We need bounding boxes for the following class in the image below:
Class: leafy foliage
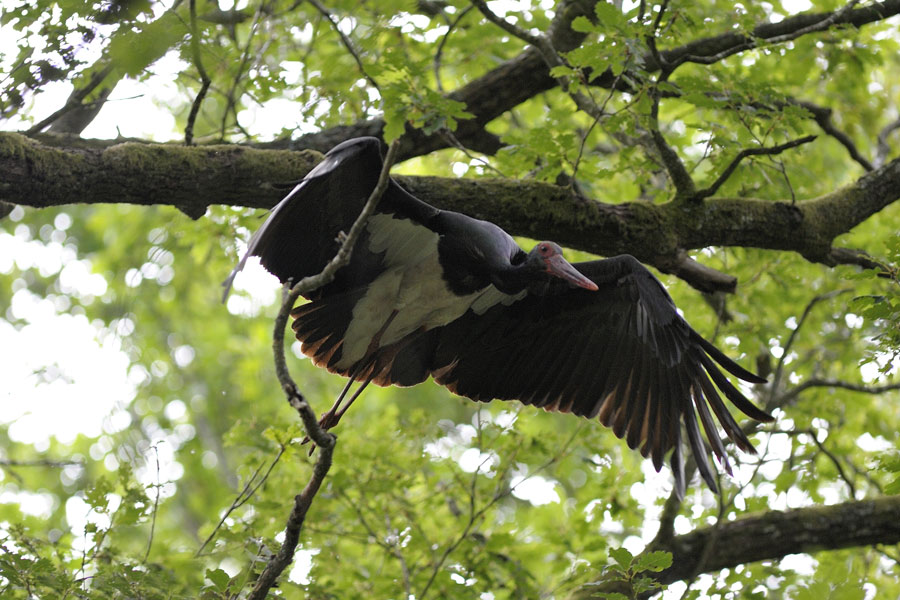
[2,1,900,599]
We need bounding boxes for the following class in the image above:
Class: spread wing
[429,254,771,495]
[222,136,438,301]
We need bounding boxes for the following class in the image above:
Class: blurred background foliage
[1,0,900,598]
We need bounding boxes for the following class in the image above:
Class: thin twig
[766,288,853,411]
[471,0,607,121]
[307,0,380,90]
[876,116,900,168]
[219,2,268,139]
[142,446,161,563]
[440,130,507,177]
[0,458,83,468]
[694,135,818,200]
[805,427,857,498]
[434,5,474,92]
[419,422,583,600]
[185,0,212,145]
[196,445,287,556]
[247,139,402,599]
[794,101,873,171]
[778,379,900,406]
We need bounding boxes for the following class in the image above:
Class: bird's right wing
[429,254,771,495]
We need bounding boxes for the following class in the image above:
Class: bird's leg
[303,310,399,449]
[301,363,366,449]
[322,369,377,429]
[317,372,361,429]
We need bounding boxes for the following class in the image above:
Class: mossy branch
[569,494,900,599]
[2,133,899,293]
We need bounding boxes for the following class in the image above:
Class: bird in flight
[224,136,772,495]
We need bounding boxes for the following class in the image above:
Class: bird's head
[528,242,598,291]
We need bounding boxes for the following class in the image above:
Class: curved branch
[794,101,874,172]
[248,139,401,599]
[694,135,818,200]
[876,117,900,167]
[660,0,899,70]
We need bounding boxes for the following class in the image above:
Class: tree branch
[779,379,900,407]
[660,0,897,70]
[268,1,900,161]
[876,116,900,168]
[472,0,608,122]
[654,494,900,585]
[571,494,900,598]
[25,66,114,136]
[247,140,401,599]
[649,92,696,199]
[794,101,874,171]
[186,0,212,146]
[470,0,542,47]
[694,135,818,200]
[0,458,83,468]
[4,133,900,292]
[306,0,380,91]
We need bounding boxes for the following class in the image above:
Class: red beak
[545,255,598,291]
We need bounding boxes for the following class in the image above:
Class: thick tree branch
[570,494,900,598]
[3,132,899,292]
[659,0,899,70]
[268,1,900,161]
[25,66,114,135]
[265,0,599,159]
[654,494,900,585]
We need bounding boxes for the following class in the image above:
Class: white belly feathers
[335,214,515,369]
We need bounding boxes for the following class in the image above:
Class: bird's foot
[300,409,342,455]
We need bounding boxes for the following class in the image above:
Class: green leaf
[205,568,231,592]
[609,547,634,570]
[633,551,673,573]
[571,15,595,33]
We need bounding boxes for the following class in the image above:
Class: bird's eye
[539,244,549,255]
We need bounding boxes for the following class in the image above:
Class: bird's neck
[491,262,540,295]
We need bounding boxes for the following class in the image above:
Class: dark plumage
[224,136,772,495]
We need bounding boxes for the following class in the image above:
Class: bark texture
[3,132,898,291]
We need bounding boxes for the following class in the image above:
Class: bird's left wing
[429,254,771,494]
[223,136,439,300]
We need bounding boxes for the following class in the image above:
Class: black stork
[224,136,772,495]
